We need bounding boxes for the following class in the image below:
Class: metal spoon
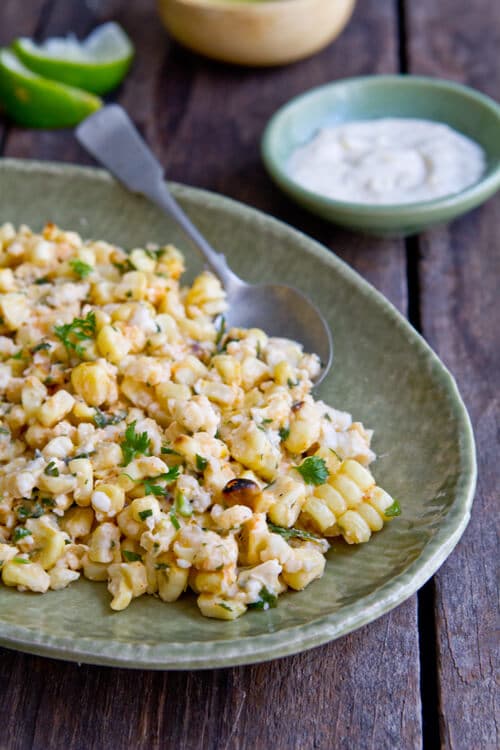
[76,105,332,383]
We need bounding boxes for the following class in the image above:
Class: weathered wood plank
[405,1,500,748]
[0,2,421,749]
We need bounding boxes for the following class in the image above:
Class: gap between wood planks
[397,1,441,748]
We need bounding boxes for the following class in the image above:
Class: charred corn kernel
[38,472,76,495]
[197,594,246,620]
[0,268,16,292]
[71,362,114,407]
[240,357,269,390]
[72,400,96,421]
[273,360,295,386]
[37,390,75,427]
[239,514,270,566]
[157,559,189,603]
[189,565,237,595]
[337,510,372,544]
[301,496,336,533]
[172,356,207,385]
[21,378,47,418]
[357,501,384,532]
[198,381,237,407]
[340,459,375,491]
[26,516,66,570]
[285,401,321,454]
[369,487,396,517]
[130,496,162,526]
[282,548,325,590]
[129,248,156,273]
[82,558,109,581]
[155,381,191,406]
[2,559,50,592]
[266,475,306,528]
[116,271,148,301]
[313,483,347,516]
[91,484,125,519]
[108,561,148,610]
[116,506,143,541]
[0,543,19,565]
[0,293,29,330]
[227,421,279,481]
[211,355,241,385]
[69,458,94,505]
[49,567,80,590]
[28,238,56,266]
[330,474,364,508]
[60,506,94,539]
[97,324,131,364]
[88,522,121,564]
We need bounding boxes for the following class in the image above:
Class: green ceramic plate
[262,75,500,236]
[0,159,476,670]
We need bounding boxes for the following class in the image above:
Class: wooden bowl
[156,0,356,67]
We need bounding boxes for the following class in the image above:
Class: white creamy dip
[288,118,486,205]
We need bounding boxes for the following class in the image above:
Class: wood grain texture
[405,1,500,748]
[0,1,422,749]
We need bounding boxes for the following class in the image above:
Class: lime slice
[12,22,133,95]
[0,49,101,128]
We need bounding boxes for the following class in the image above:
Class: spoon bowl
[76,105,333,382]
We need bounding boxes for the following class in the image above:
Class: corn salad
[0,223,400,619]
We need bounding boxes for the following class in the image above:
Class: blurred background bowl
[157,0,356,67]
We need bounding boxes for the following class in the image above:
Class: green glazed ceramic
[262,75,500,236]
[0,159,476,669]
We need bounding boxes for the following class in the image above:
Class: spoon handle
[76,105,242,291]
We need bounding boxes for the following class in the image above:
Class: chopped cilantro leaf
[13,557,30,564]
[195,454,208,472]
[123,550,142,562]
[94,408,127,428]
[215,315,226,351]
[279,426,290,442]
[12,350,25,360]
[248,586,278,610]
[267,522,322,543]
[384,499,401,518]
[13,527,32,542]
[34,276,49,285]
[54,311,96,357]
[0,427,10,436]
[69,259,93,279]
[44,461,59,477]
[138,509,153,521]
[175,492,193,518]
[155,562,169,570]
[120,421,151,465]
[17,502,44,520]
[161,444,181,456]
[170,509,180,530]
[143,466,181,496]
[31,342,51,354]
[294,456,329,485]
[217,602,232,612]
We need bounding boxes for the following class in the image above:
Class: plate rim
[0,158,476,670]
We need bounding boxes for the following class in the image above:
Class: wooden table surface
[0,1,498,748]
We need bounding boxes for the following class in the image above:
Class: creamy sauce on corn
[288,118,486,205]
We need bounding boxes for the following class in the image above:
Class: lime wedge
[12,22,134,95]
[0,49,101,128]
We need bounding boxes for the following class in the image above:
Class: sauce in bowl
[288,118,486,205]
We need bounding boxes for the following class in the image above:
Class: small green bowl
[261,75,500,236]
